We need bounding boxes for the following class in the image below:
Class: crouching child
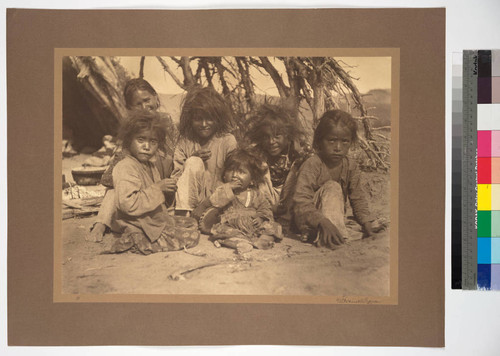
[109,111,199,255]
[196,149,282,254]
[293,110,374,249]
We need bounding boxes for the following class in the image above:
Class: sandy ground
[61,155,391,297]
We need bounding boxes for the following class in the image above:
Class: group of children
[87,78,375,255]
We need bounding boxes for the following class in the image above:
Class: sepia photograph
[56,50,397,302]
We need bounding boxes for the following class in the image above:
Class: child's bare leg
[314,180,349,241]
[87,189,116,242]
[175,156,206,213]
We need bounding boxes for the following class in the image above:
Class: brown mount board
[7,8,445,346]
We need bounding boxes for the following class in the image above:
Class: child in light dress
[171,86,237,216]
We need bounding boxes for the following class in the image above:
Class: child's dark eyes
[327,138,350,144]
[136,137,158,145]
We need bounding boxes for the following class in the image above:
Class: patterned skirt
[110,216,200,255]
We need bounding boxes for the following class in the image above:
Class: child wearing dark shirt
[293,110,373,249]
[245,104,310,217]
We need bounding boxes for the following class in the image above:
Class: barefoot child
[293,110,374,249]
[172,86,237,215]
[109,111,199,255]
[201,149,282,253]
[246,104,310,217]
[88,78,177,242]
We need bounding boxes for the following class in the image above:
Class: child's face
[192,117,216,141]
[318,124,352,164]
[223,164,253,190]
[261,126,288,157]
[129,89,158,112]
[129,129,159,163]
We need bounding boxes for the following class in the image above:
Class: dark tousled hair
[313,110,358,150]
[223,149,267,185]
[119,110,167,151]
[123,78,160,110]
[178,86,232,141]
[246,103,303,151]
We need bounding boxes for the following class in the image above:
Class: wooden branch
[193,61,203,84]
[235,57,256,109]
[373,133,390,141]
[357,133,389,170]
[156,56,186,90]
[180,56,196,87]
[139,56,145,79]
[327,58,373,139]
[297,75,313,112]
[214,58,231,97]
[258,56,289,98]
[170,56,182,65]
[200,58,213,87]
[353,116,379,121]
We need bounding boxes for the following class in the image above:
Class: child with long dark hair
[88,78,177,242]
[246,103,310,218]
[205,149,282,254]
[108,111,199,255]
[172,86,237,215]
[293,110,374,249]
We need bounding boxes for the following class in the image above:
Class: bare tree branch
[258,57,290,98]
[156,56,186,90]
[139,56,145,79]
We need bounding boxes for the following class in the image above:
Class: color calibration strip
[475,50,500,290]
[459,50,500,290]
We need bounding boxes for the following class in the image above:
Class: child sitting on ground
[245,103,310,218]
[200,149,282,254]
[172,86,237,215]
[108,111,199,255]
[88,78,177,242]
[293,110,374,249]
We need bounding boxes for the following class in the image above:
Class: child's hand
[156,178,177,194]
[228,180,243,192]
[252,217,264,227]
[316,218,345,248]
[362,222,374,239]
[192,149,212,161]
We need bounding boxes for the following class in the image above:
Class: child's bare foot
[236,242,253,254]
[253,235,274,250]
[87,223,105,243]
[217,238,253,254]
